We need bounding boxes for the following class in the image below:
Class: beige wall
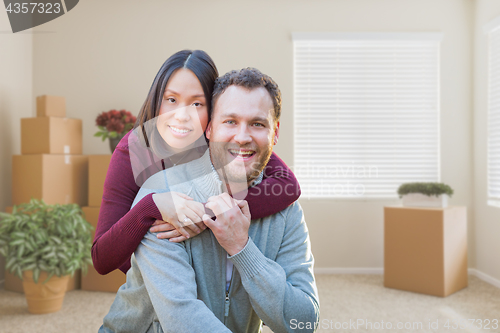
[0,11,33,284]
[29,0,474,271]
[473,0,500,282]
[292,0,474,270]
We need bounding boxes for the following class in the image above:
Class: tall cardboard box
[88,155,112,207]
[81,206,126,292]
[21,117,82,155]
[36,95,66,117]
[3,207,80,292]
[384,206,468,297]
[12,155,88,206]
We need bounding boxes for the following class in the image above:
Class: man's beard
[209,141,273,185]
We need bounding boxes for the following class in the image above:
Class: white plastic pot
[401,193,448,208]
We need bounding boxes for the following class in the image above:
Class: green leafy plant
[397,182,454,198]
[0,199,93,284]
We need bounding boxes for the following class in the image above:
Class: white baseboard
[468,268,500,289]
[314,267,383,275]
[314,267,500,289]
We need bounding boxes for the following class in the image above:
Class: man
[100,68,320,333]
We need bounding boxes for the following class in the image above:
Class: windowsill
[299,197,401,201]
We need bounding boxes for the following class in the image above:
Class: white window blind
[485,19,500,208]
[293,33,442,199]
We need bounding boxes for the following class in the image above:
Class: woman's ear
[205,121,213,139]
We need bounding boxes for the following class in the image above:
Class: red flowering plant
[94,109,137,141]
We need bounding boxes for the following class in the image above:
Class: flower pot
[22,270,70,314]
[402,193,448,208]
[108,137,122,153]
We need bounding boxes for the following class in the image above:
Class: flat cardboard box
[12,155,88,206]
[88,155,112,207]
[384,206,468,297]
[81,206,126,292]
[21,117,82,155]
[36,95,66,117]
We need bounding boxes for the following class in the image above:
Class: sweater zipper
[224,259,235,323]
[224,289,230,318]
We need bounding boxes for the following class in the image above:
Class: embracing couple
[94,50,319,333]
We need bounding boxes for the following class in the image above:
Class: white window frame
[292,32,443,199]
[484,18,500,208]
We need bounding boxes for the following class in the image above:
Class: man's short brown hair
[212,68,281,123]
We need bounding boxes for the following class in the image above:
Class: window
[293,33,442,199]
[485,18,500,207]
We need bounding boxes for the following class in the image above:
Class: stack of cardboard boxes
[81,155,126,292]
[5,95,88,292]
[5,95,126,293]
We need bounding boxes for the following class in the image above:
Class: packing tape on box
[64,145,70,154]
[65,155,71,164]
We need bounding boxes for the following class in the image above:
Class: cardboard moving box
[36,95,66,117]
[384,206,468,297]
[12,154,88,206]
[21,117,82,155]
[81,206,126,292]
[82,206,100,239]
[81,265,126,293]
[88,155,112,207]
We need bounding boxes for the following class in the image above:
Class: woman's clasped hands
[151,192,207,242]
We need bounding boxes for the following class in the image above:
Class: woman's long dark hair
[134,50,219,149]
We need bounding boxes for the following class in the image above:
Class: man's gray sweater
[100,150,320,333]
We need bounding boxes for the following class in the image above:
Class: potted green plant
[397,182,454,208]
[94,109,137,153]
[0,199,93,314]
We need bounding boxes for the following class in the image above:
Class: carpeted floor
[0,274,498,333]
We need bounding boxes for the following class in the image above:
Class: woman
[92,50,301,275]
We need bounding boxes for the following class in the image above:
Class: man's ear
[205,121,212,139]
[273,122,280,145]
